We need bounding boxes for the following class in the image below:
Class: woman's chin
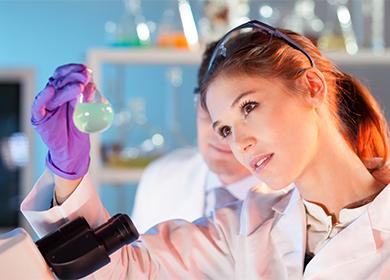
[255,174,291,191]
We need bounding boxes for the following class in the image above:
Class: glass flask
[105,0,150,47]
[73,72,115,134]
[156,0,198,49]
[107,98,165,168]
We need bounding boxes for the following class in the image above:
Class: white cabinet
[86,47,390,188]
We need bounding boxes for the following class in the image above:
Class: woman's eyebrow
[212,120,220,131]
[231,90,257,108]
[211,90,258,131]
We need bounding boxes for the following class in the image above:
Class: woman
[23,20,390,279]
[199,20,390,278]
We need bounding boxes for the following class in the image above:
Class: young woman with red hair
[23,20,390,278]
[200,20,390,277]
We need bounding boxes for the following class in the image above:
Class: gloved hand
[31,64,91,180]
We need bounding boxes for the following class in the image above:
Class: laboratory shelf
[87,48,203,186]
[88,47,390,68]
[88,47,202,65]
[86,47,390,186]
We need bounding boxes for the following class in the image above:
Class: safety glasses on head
[197,19,315,91]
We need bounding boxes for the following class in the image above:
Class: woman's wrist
[54,175,82,205]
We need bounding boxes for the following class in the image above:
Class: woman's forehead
[207,75,281,101]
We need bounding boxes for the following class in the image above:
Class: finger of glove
[31,85,56,121]
[46,83,84,110]
[51,71,90,90]
[69,98,77,109]
[52,64,87,80]
[82,83,96,103]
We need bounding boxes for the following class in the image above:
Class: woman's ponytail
[336,72,389,165]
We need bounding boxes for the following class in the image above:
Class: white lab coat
[131,148,209,232]
[132,148,258,232]
[21,171,390,279]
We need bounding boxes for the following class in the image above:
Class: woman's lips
[250,153,274,173]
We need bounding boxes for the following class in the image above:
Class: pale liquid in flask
[73,103,114,133]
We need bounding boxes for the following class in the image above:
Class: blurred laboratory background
[1,0,390,234]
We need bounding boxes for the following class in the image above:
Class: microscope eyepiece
[95,214,139,255]
[36,213,139,279]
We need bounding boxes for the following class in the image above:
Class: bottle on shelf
[105,0,151,47]
[156,0,199,49]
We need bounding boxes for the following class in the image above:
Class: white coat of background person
[21,20,390,279]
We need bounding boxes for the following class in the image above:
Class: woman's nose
[233,130,256,153]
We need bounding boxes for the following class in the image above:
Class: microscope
[0,214,139,279]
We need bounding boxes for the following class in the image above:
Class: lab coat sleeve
[96,206,240,279]
[21,170,109,238]
[21,170,240,279]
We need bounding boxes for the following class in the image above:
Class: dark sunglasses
[194,19,315,94]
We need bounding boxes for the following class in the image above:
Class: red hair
[200,29,389,167]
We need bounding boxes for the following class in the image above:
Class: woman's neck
[295,124,385,220]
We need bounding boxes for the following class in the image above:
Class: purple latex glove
[31,64,91,180]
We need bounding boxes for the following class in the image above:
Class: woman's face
[196,102,251,183]
[206,74,320,189]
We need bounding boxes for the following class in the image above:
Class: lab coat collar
[243,184,390,277]
[303,183,390,278]
[368,183,390,232]
[268,186,380,278]
[239,185,295,236]
[303,210,376,278]
[300,184,390,277]
[280,186,390,278]
[269,188,306,277]
[271,185,299,215]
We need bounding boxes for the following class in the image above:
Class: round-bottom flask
[73,78,115,134]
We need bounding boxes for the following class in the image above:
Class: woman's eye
[219,126,231,138]
[241,101,258,116]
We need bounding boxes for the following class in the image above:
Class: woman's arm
[95,212,238,279]
[22,172,239,279]
[53,175,82,204]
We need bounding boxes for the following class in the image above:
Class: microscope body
[0,214,138,279]
[0,228,55,279]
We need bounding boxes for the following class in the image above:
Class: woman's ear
[302,68,327,108]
